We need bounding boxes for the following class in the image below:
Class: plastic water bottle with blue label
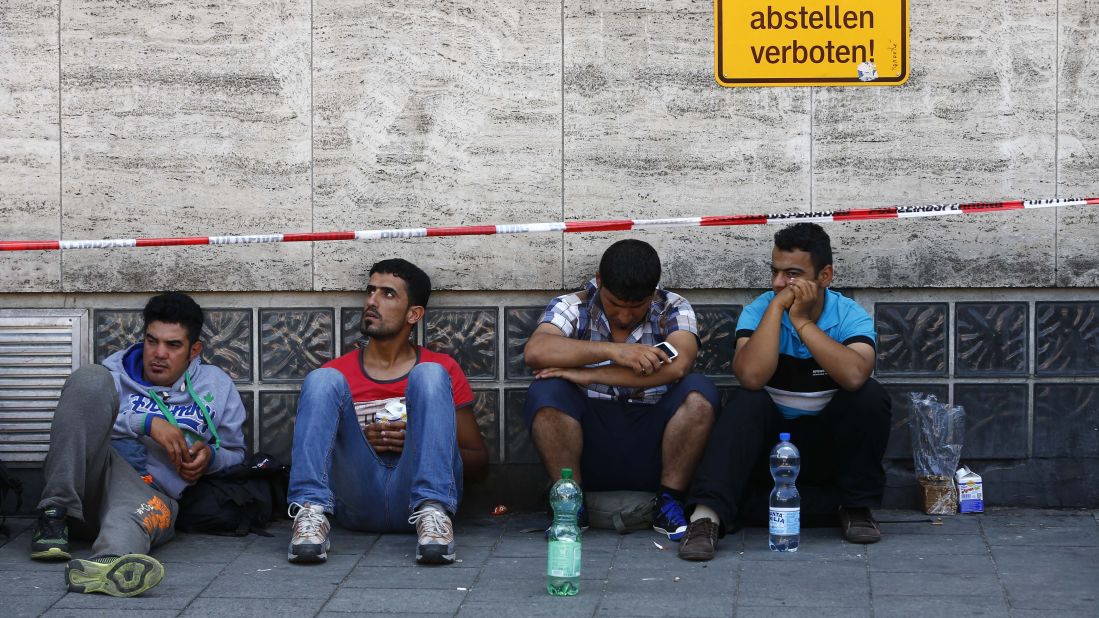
[546,468,582,596]
[769,432,800,552]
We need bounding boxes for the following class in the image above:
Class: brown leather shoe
[677,518,719,561]
[839,507,881,544]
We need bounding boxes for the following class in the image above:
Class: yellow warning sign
[715,1,909,87]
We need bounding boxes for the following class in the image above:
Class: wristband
[795,321,813,338]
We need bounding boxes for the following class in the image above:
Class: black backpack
[0,458,24,538]
[176,452,289,536]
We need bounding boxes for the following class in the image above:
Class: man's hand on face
[148,416,190,470]
[364,420,407,454]
[787,278,822,327]
[178,441,212,482]
[610,343,670,376]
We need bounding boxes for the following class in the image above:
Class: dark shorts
[523,373,720,492]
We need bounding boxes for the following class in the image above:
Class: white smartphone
[653,341,679,363]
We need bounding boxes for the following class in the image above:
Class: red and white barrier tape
[2,197,1096,252]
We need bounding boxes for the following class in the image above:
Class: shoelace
[408,508,451,538]
[289,502,325,536]
[659,494,687,526]
[37,516,67,539]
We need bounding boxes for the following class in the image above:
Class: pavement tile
[868,551,996,574]
[200,553,358,599]
[341,564,481,589]
[459,584,603,616]
[182,596,330,617]
[991,545,1098,572]
[323,586,467,613]
[51,560,223,610]
[863,532,989,556]
[997,558,1099,611]
[981,519,1099,547]
[0,564,67,594]
[877,514,981,536]
[42,610,181,618]
[873,594,1010,617]
[476,551,613,582]
[597,590,734,617]
[736,607,870,618]
[3,593,65,618]
[154,531,253,563]
[870,570,1004,597]
[738,527,868,561]
[737,561,870,608]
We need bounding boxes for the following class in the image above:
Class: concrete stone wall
[1,1,1097,292]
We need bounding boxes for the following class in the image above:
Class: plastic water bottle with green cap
[546,468,582,596]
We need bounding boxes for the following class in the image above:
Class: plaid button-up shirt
[540,278,699,404]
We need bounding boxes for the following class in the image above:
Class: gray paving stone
[739,527,868,561]
[997,555,1099,611]
[476,551,613,582]
[154,531,253,563]
[737,561,870,608]
[200,554,358,599]
[182,596,330,617]
[323,587,467,614]
[991,545,1098,572]
[870,570,1004,597]
[0,565,66,594]
[873,594,1010,617]
[868,551,996,574]
[981,519,1099,546]
[864,532,990,556]
[736,607,870,618]
[460,581,603,616]
[3,594,65,618]
[341,565,480,589]
[597,590,734,617]
[42,610,181,618]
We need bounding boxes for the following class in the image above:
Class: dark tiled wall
[92,298,1099,507]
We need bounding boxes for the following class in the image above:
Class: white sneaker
[288,503,331,563]
[408,503,455,564]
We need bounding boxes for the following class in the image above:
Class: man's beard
[360,318,403,341]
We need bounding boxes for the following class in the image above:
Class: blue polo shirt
[736,288,876,419]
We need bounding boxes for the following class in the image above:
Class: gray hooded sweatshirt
[103,343,247,499]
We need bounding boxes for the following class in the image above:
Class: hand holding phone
[653,341,678,363]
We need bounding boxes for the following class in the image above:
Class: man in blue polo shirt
[678,222,891,561]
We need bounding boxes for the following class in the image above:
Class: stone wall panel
[59,0,313,292]
[0,2,60,291]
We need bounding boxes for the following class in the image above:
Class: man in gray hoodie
[30,292,246,597]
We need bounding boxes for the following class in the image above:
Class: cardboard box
[955,466,984,513]
[918,475,957,515]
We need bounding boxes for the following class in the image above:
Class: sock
[418,500,447,514]
[659,485,686,503]
[690,504,721,525]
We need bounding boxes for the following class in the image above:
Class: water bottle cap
[561,468,573,479]
[779,432,791,442]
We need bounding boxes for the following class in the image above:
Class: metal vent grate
[0,310,86,465]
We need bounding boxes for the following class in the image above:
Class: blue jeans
[287,363,464,532]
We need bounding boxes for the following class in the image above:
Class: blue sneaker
[653,492,688,541]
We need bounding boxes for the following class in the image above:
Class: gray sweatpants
[38,365,178,558]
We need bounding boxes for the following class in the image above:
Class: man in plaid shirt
[523,239,719,541]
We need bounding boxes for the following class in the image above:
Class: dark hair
[369,258,432,307]
[143,292,204,346]
[598,239,661,302]
[774,223,833,274]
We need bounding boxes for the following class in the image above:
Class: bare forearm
[576,360,689,388]
[796,324,872,390]
[733,303,785,389]
[524,333,617,369]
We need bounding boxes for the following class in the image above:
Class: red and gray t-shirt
[324,346,474,427]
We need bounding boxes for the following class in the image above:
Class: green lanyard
[146,370,221,452]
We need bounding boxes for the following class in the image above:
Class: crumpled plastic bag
[908,392,965,478]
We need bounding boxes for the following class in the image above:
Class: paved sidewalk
[1,508,1096,617]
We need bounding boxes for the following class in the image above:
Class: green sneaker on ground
[65,554,165,597]
[30,506,71,561]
